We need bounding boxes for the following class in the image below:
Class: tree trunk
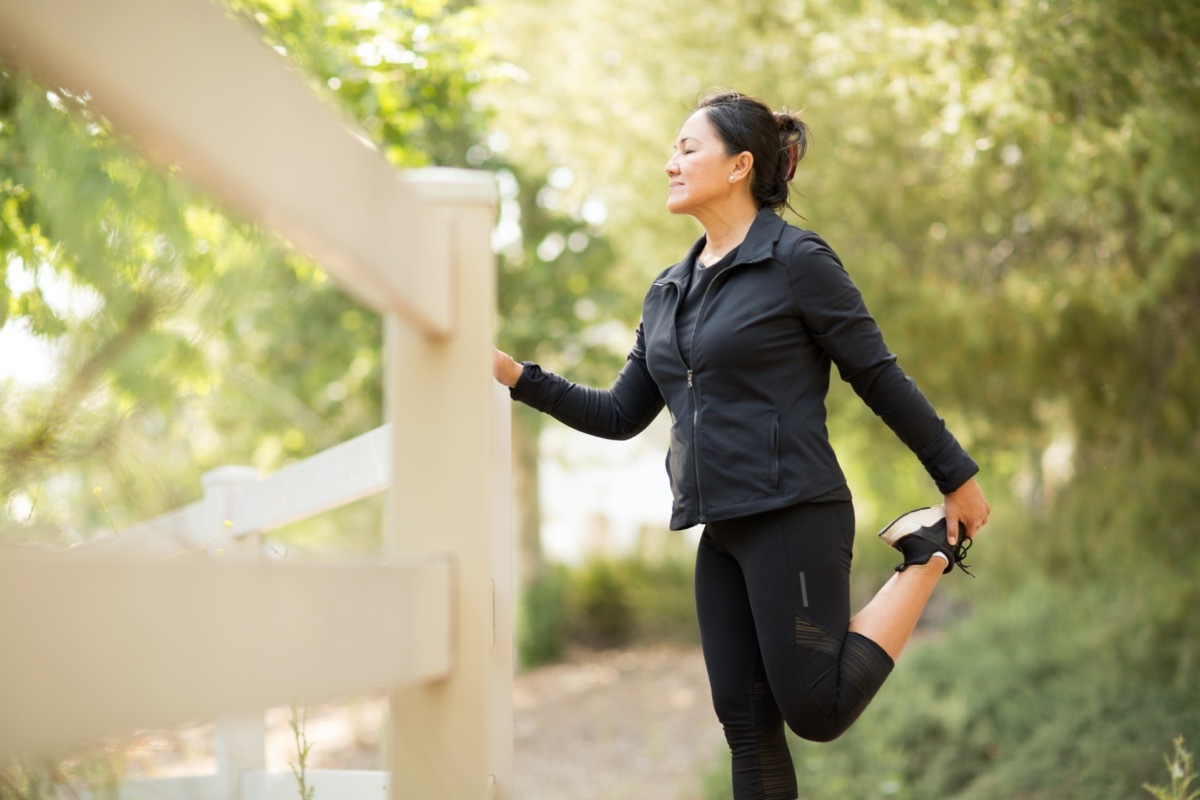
[512,405,544,586]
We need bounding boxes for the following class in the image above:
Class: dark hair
[696,89,809,212]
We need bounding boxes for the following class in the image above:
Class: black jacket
[512,208,978,530]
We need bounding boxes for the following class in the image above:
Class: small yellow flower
[93,486,102,497]
[223,519,233,528]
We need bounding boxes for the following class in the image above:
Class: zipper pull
[687,369,693,388]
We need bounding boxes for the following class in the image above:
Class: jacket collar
[658,207,787,287]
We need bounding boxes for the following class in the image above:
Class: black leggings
[695,501,895,800]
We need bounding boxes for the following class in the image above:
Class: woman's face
[665,110,743,217]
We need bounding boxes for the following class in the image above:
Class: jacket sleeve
[509,322,665,441]
[786,235,978,494]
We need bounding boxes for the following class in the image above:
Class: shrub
[622,553,699,646]
[517,564,570,668]
[568,558,637,650]
[517,547,700,668]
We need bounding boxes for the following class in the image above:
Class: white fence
[0,0,512,798]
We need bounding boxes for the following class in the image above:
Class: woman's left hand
[943,477,990,546]
[493,348,524,388]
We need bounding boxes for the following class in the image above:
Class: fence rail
[0,549,454,756]
[78,424,394,556]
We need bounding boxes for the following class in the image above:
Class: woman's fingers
[944,478,990,544]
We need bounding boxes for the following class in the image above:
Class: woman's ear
[732,151,754,183]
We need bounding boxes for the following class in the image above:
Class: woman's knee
[784,713,854,744]
[778,684,872,743]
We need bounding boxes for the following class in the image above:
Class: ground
[121,645,726,799]
[512,646,724,800]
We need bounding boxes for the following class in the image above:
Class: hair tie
[784,142,799,181]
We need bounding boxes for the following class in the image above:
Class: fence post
[384,169,507,799]
[489,383,514,799]
[202,466,267,800]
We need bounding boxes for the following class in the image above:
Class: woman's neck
[696,201,759,266]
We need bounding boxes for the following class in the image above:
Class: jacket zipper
[686,263,743,522]
[670,277,708,523]
[687,368,705,521]
[661,234,773,524]
[672,252,759,523]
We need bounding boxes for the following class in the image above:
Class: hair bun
[775,112,810,180]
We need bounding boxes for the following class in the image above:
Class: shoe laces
[949,536,974,577]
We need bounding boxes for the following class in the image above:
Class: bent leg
[848,560,944,661]
[713,502,895,744]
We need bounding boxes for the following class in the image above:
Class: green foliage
[225,0,491,169]
[519,547,698,668]
[568,557,636,650]
[1144,738,1199,800]
[288,705,316,800]
[0,0,494,544]
[0,760,54,800]
[518,564,570,667]
[0,748,123,800]
[696,753,734,800]
[617,549,699,645]
[491,156,633,383]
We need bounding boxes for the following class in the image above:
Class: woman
[493,89,990,800]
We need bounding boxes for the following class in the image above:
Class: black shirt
[676,247,737,368]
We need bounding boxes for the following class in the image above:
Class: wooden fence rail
[0,548,456,755]
[79,423,394,557]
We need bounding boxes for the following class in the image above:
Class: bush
[622,553,700,645]
[517,547,699,668]
[568,558,636,650]
[518,564,570,668]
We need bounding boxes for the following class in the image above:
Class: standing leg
[695,528,799,800]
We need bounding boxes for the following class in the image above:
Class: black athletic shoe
[876,505,974,576]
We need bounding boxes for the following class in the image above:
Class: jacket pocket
[769,413,780,488]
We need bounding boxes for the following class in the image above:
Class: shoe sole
[876,504,946,548]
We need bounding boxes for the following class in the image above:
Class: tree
[488,155,634,582]
[0,0,492,549]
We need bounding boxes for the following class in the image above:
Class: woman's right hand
[943,476,990,546]
[493,348,524,388]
